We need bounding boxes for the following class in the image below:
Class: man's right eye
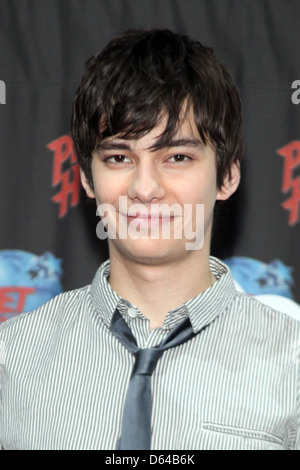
[104,155,130,163]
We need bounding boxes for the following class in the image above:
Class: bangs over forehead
[71,29,243,188]
[99,100,206,150]
[90,29,220,144]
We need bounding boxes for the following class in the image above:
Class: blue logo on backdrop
[224,256,294,299]
[0,250,63,322]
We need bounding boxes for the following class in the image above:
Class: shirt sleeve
[294,361,300,450]
[0,326,6,450]
[0,365,3,450]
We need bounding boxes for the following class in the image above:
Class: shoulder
[0,284,91,344]
[211,255,300,335]
[232,290,300,338]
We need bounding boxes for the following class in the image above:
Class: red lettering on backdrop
[47,135,81,218]
[277,141,300,225]
[0,287,35,313]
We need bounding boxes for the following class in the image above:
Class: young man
[0,29,299,450]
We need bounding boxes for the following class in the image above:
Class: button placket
[127,307,138,318]
[145,327,169,349]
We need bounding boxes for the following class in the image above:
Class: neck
[108,250,216,330]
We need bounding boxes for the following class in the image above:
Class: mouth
[121,212,175,226]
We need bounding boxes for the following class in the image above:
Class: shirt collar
[90,256,237,332]
[184,256,237,332]
[90,259,120,328]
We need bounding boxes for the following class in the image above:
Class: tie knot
[132,348,163,376]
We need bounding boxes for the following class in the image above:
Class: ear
[80,168,95,199]
[216,162,241,201]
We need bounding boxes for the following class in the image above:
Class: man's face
[81,112,239,266]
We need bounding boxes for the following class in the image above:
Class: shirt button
[128,307,138,318]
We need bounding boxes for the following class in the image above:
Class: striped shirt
[0,256,299,450]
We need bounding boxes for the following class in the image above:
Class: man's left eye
[168,154,190,162]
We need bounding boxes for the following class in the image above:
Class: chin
[109,238,191,265]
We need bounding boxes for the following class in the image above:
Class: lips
[125,213,174,223]
[118,211,176,229]
[126,214,173,220]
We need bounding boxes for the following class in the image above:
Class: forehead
[99,109,204,151]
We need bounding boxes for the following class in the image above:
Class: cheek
[197,167,218,201]
[178,176,218,205]
[93,177,126,206]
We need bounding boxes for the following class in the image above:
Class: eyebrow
[95,138,204,152]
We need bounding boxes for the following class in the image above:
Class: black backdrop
[0,0,300,322]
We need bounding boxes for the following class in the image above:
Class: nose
[127,161,166,203]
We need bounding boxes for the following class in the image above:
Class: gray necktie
[110,308,196,450]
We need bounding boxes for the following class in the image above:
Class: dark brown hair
[71,29,243,188]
